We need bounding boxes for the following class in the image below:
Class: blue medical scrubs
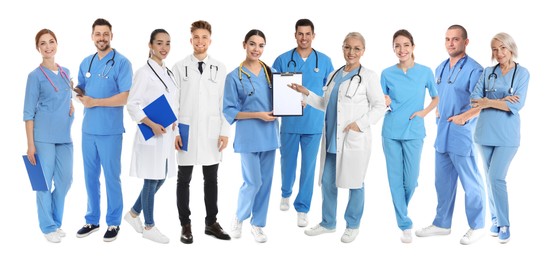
[23,66,74,234]
[223,64,280,227]
[470,63,530,228]
[273,48,333,213]
[381,63,438,230]
[433,56,486,229]
[77,49,133,226]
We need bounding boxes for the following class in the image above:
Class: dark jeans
[177,164,219,226]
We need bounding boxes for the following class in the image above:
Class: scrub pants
[82,133,123,226]
[320,153,365,230]
[280,133,321,213]
[477,145,518,228]
[382,137,423,231]
[35,141,73,234]
[433,151,485,229]
[236,150,276,227]
[177,164,220,226]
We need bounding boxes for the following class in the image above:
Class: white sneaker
[280,197,290,211]
[124,211,143,233]
[460,228,484,245]
[415,225,451,237]
[341,228,359,243]
[251,226,267,243]
[142,226,170,244]
[304,224,335,236]
[400,229,412,243]
[45,231,61,243]
[297,212,308,227]
[56,228,66,237]
[230,216,243,239]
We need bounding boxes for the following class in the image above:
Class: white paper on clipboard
[272,72,303,116]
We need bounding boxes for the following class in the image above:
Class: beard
[95,41,111,52]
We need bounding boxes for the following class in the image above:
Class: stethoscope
[324,65,362,98]
[436,55,468,84]
[147,60,175,93]
[39,63,71,92]
[484,62,518,97]
[86,49,116,78]
[238,61,271,96]
[183,62,219,82]
[287,48,319,73]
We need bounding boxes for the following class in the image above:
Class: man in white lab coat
[172,20,231,244]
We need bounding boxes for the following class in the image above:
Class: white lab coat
[172,55,230,165]
[305,67,386,189]
[127,59,178,180]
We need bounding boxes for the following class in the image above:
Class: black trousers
[176,164,219,226]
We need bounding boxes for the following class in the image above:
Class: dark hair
[191,20,211,35]
[35,29,57,49]
[150,28,169,44]
[92,18,112,32]
[243,29,272,86]
[295,18,314,33]
[393,29,415,59]
[448,24,468,39]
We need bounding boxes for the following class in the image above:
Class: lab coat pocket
[208,116,221,139]
[344,130,366,150]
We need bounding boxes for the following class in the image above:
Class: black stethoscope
[238,61,271,96]
[324,65,362,98]
[86,49,116,78]
[147,60,175,93]
[287,48,319,73]
[484,62,518,97]
[183,62,219,82]
[436,55,468,84]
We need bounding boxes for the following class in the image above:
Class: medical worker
[75,18,133,242]
[23,29,74,243]
[272,18,333,227]
[223,29,279,243]
[124,29,177,244]
[290,32,387,243]
[469,32,529,244]
[380,29,438,244]
[416,24,487,246]
[172,20,231,244]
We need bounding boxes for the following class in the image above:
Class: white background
[3,0,549,259]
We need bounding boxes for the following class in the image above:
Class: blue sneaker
[489,223,500,237]
[498,226,510,244]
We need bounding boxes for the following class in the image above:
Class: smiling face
[149,32,171,64]
[191,28,211,56]
[243,35,265,62]
[37,33,57,60]
[92,25,112,52]
[491,39,512,66]
[295,25,314,51]
[393,35,414,63]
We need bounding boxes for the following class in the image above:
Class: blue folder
[138,94,177,140]
[178,123,190,151]
[22,155,48,191]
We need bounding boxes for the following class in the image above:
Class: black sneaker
[76,224,100,238]
[103,226,120,242]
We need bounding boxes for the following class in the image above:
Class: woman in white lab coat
[290,32,387,243]
[124,29,178,244]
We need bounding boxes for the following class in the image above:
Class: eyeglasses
[342,45,364,54]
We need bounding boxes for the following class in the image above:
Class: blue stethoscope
[183,63,218,82]
[287,48,319,73]
[86,49,116,78]
[436,55,468,84]
[484,62,518,97]
[323,65,362,98]
[238,61,271,96]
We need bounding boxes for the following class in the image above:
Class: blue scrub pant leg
[82,133,123,226]
[280,133,321,213]
[35,142,73,234]
[434,151,485,229]
[344,186,365,229]
[320,153,338,229]
[236,150,275,227]
[382,138,423,230]
[477,145,518,227]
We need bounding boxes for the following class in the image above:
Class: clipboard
[138,94,177,140]
[272,72,303,116]
[22,155,48,191]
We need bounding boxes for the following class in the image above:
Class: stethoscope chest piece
[314,68,319,73]
[85,72,91,78]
